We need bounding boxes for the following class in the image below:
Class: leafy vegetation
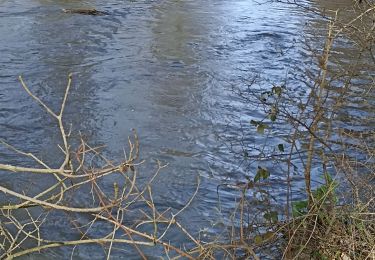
[0,1,373,259]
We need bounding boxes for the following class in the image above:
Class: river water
[0,0,372,258]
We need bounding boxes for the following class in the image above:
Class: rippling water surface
[0,0,372,258]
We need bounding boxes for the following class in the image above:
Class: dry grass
[0,1,374,260]
[212,2,375,259]
[283,204,374,259]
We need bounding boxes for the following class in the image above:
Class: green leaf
[254,235,263,245]
[256,123,268,134]
[312,175,338,205]
[250,119,258,126]
[264,211,278,223]
[254,167,270,182]
[325,172,334,183]
[250,120,268,134]
[263,231,274,240]
[278,144,284,152]
[272,86,283,96]
[292,200,308,217]
[254,173,261,183]
[269,106,278,122]
[254,232,274,245]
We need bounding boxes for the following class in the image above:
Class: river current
[0,0,372,258]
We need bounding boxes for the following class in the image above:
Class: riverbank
[0,0,373,259]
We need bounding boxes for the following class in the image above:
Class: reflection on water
[0,0,372,258]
